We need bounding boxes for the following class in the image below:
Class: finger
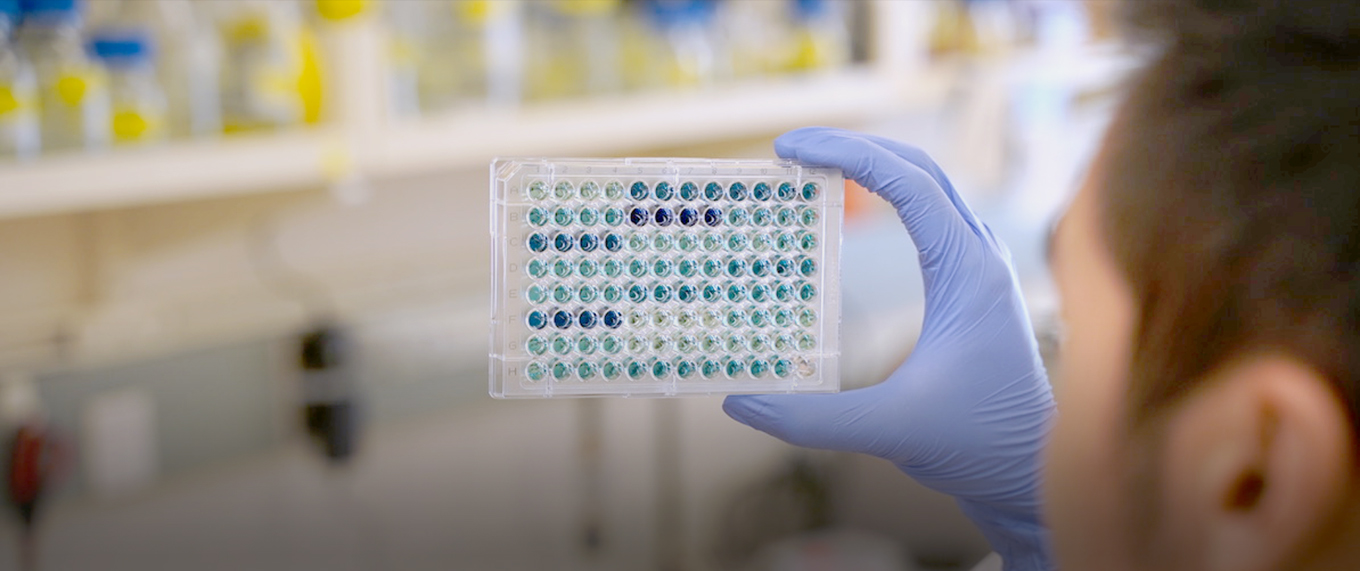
[722,386,901,458]
[779,127,989,238]
[854,132,990,239]
[774,127,983,267]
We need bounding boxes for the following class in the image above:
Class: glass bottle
[89,29,167,146]
[0,0,39,158]
[18,0,110,153]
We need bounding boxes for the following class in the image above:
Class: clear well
[490,158,843,398]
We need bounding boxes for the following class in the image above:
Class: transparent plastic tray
[490,158,843,398]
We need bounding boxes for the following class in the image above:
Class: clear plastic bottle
[382,0,426,116]
[716,0,788,80]
[97,0,221,139]
[89,29,167,146]
[785,0,850,72]
[212,0,306,132]
[18,0,109,153]
[395,1,522,112]
[524,0,622,101]
[0,0,39,158]
[630,0,720,90]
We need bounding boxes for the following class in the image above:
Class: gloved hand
[724,127,1057,571]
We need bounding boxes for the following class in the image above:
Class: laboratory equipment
[524,0,622,101]
[0,0,38,158]
[785,0,851,72]
[621,0,722,91]
[716,0,788,80]
[490,158,843,398]
[213,0,311,132]
[298,325,361,463]
[19,0,110,153]
[386,0,522,113]
[89,29,167,145]
[102,0,221,139]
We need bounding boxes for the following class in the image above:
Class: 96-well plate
[490,158,843,398]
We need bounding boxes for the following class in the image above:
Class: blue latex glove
[724,127,1057,571]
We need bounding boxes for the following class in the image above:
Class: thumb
[723,385,899,457]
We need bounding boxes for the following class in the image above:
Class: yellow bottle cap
[316,0,366,21]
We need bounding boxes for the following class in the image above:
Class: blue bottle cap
[793,0,829,19]
[19,0,81,27]
[89,29,156,64]
[20,0,80,16]
[0,0,21,20]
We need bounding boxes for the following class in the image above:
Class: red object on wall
[8,424,65,526]
[844,178,871,223]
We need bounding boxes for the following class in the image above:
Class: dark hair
[1102,0,1360,439]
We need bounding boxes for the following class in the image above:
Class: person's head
[1045,1,1360,570]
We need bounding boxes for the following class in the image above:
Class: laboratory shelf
[363,67,949,178]
[0,67,951,221]
[0,129,345,220]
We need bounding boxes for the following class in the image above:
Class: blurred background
[0,0,1138,569]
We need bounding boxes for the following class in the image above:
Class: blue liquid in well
[679,182,699,201]
[703,182,724,201]
[704,207,723,227]
[629,207,649,226]
[628,284,648,303]
[801,182,820,201]
[630,181,650,201]
[554,207,575,226]
[727,182,748,201]
[527,233,548,252]
[752,182,772,201]
[653,207,674,227]
[578,233,599,252]
[553,233,575,252]
[654,181,674,201]
[679,207,699,226]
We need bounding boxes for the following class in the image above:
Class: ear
[1156,355,1355,571]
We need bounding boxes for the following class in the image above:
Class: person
[722,1,1360,570]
